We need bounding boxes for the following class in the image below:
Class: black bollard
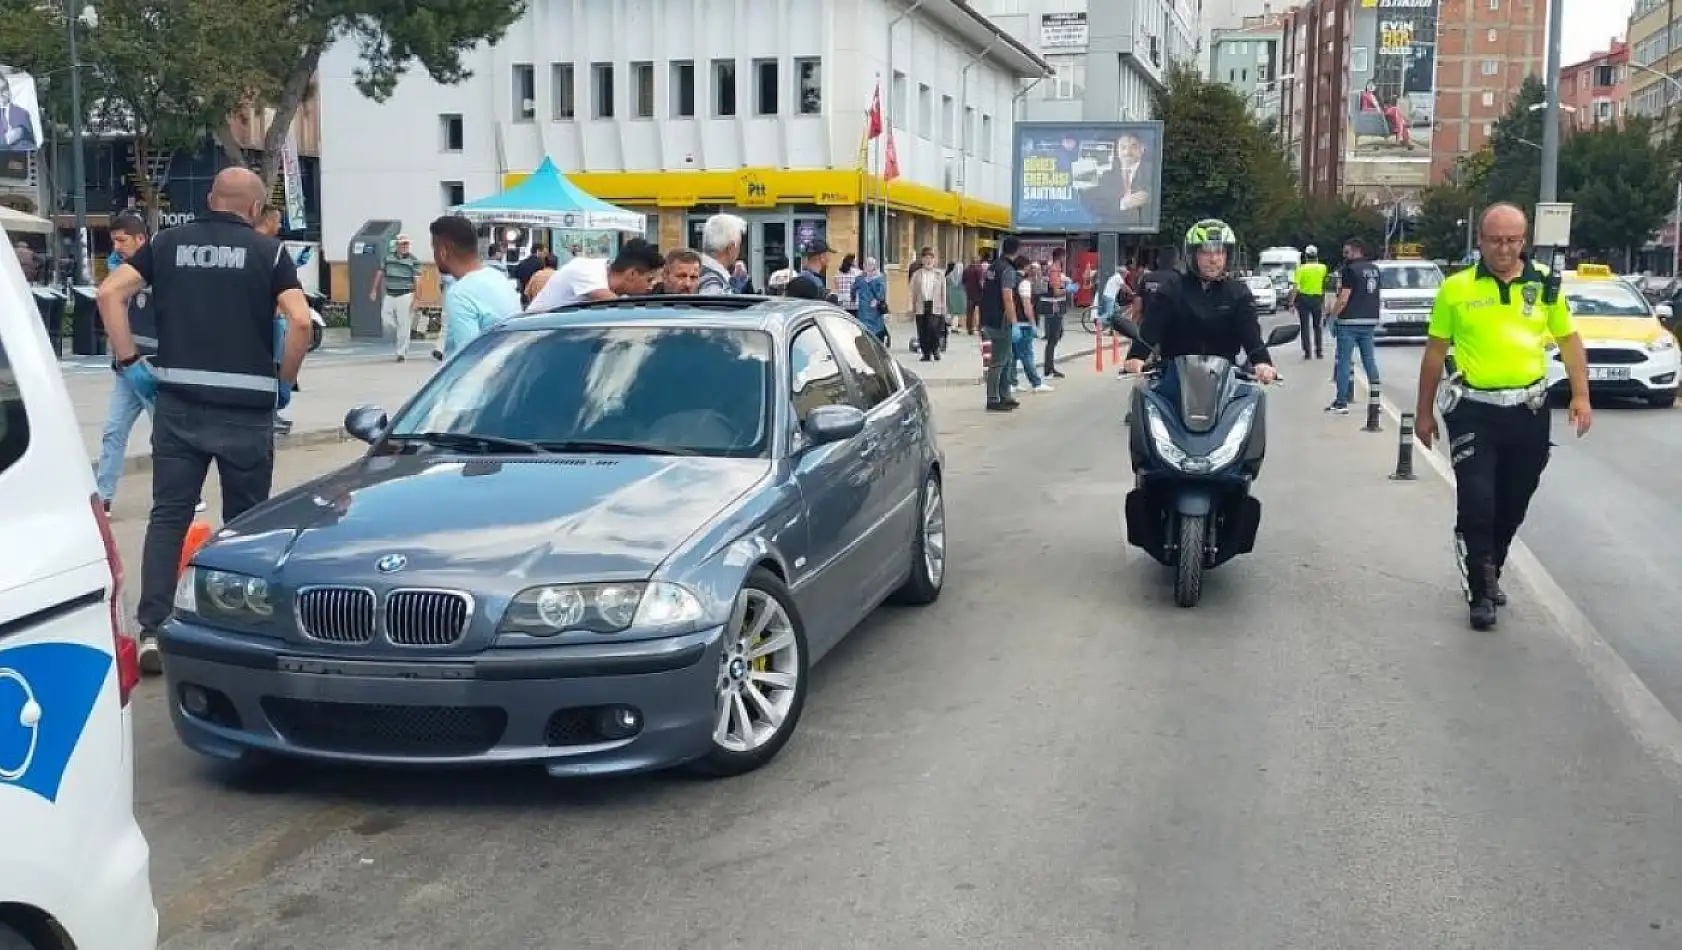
[1389,412,1418,480]
[1363,383,1383,432]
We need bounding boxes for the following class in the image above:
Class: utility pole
[1084,0,1125,277]
[1537,0,1563,202]
[65,0,89,285]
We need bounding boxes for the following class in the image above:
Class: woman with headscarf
[852,257,889,345]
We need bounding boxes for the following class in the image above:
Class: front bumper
[1377,310,1431,339]
[1545,342,1681,396]
[159,618,726,777]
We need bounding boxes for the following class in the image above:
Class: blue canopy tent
[451,157,645,233]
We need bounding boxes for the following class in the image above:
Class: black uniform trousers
[1296,295,1324,357]
[137,390,277,633]
[1444,398,1551,580]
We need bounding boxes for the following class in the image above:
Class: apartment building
[1427,0,1545,183]
[317,0,1048,295]
[1281,0,1543,203]
[970,0,1201,122]
[1210,14,1286,123]
[1561,40,1626,129]
[1626,0,1682,134]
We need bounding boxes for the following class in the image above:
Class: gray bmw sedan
[160,295,948,779]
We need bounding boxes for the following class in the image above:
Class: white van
[0,234,157,948]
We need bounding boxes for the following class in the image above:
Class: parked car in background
[1545,265,1680,408]
[160,296,949,781]
[1244,275,1278,313]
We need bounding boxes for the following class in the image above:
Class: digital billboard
[1347,0,1438,163]
[1011,121,1165,234]
[0,68,42,153]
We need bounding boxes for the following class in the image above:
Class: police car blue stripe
[0,589,104,643]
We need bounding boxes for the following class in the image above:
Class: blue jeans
[1011,326,1043,388]
[95,370,155,502]
[1333,323,1379,406]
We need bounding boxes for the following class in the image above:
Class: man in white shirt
[526,238,665,312]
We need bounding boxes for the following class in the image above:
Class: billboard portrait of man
[1077,130,1158,229]
[0,70,42,153]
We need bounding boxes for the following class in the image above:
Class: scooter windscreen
[1173,355,1236,433]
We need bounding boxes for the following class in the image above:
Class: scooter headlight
[1144,403,1191,470]
[1205,403,1257,471]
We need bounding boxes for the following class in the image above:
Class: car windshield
[388,325,775,458]
[1564,279,1652,317]
[1245,276,1272,292]
[1380,266,1443,290]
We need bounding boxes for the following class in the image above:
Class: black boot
[1468,562,1499,631]
[1491,565,1508,607]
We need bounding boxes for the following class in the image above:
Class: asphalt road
[109,366,1682,949]
[1369,342,1682,724]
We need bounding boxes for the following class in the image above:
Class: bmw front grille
[293,586,472,646]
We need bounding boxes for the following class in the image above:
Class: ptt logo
[0,643,112,804]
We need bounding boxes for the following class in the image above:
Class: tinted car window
[820,315,895,409]
[790,324,853,420]
[392,326,773,458]
[1379,265,1444,290]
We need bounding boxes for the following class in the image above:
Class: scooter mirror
[1265,324,1301,348]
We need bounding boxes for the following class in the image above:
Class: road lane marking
[1355,371,1682,784]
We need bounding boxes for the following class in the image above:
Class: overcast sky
[1561,0,1632,65]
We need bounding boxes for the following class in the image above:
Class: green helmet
[1184,218,1238,254]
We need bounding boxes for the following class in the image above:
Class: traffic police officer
[1414,202,1592,631]
[97,167,313,672]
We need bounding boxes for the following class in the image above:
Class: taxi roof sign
[1573,263,1613,279]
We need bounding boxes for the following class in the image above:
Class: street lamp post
[1539,0,1564,202]
[1626,61,1682,277]
[64,0,92,285]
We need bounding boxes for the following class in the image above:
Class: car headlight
[1143,402,1256,473]
[1648,334,1677,352]
[498,581,705,637]
[174,566,275,622]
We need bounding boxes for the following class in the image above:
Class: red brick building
[1427,0,1547,183]
[1560,40,1627,129]
[1279,0,1352,196]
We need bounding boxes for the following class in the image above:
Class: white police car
[0,234,156,948]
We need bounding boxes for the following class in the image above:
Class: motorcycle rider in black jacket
[1118,219,1278,396]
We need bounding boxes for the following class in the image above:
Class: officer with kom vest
[96,166,312,674]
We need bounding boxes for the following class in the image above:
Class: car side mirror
[1658,303,1674,325]
[344,404,389,444]
[802,405,866,447]
[1108,315,1143,342]
[1265,324,1301,348]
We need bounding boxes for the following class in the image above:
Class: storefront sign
[1040,13,1088,49]
[735,171,776,208]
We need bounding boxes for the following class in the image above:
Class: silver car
[160,297,948,779]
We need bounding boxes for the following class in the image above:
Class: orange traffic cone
[179,520,212,579]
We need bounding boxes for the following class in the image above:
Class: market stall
[452,157,646,263]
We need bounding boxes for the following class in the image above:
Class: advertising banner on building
[1347,0,1437,162]
[1040,12,1088,49]
[1011,121,1165,234]
[0,69,43,153]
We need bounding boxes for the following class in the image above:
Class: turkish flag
[866,82,883,140]
[883,133,901,181]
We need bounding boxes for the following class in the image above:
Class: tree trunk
[259,46,323,188]
[213,123,248,170]
[134,135,162,233]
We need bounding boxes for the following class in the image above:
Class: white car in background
[1244,275,1279,313]
[0,232,157,950]
[1374,259,1445,341]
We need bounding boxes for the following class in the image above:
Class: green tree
[238,0,528,186]
[1249,193,1385,259]
[0,0,280,222]
[1152,62,1295,248]
[1413,183,1478,261]
[1480,75,1547,207]
[1560,115,1676,268]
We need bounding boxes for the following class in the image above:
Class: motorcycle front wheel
[1174,513,1206,608]
[309,323,324,352]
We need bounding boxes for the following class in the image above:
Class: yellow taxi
[1544,264,1680,407]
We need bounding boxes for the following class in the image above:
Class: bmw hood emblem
[375,553,408,574]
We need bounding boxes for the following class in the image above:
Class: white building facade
[317,0,1048,299]
[970,0,1200,123]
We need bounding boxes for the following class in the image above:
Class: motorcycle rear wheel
[1174,514,1206,608]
